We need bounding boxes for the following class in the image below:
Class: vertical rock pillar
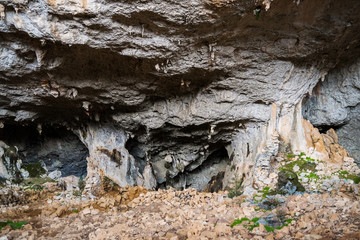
[76,123,157,194]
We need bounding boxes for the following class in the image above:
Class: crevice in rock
[316,124,346,134]
[246,143,250,157]
[125,138,147,175]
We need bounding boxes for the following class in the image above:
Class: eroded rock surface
[0,0,360,190]
[303,59,360,165]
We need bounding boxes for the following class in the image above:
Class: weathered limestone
[0,141,23,183]
[77,123,157,191]
[228,100,356,193]
[0,0,359,190]
[303,59,360,165]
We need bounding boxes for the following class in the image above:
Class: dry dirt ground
[1,183,360,240]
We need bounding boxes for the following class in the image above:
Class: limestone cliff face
[0,0,359,190]
[303,59,360,166]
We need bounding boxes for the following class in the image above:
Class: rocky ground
[1,152,360,240]
[1,151,360,240]
[1,181,360,240]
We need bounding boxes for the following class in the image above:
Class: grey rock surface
[0,0,360,189]
[77,123,156,189]
[0,141,23,182]
[303,59,360,165]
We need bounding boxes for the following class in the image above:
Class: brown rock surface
[302,120,350,164]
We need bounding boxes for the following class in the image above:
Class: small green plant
[0,221,27,230]
[279,158,316,172]
[214,220,218,227]
[231,217,250,227]
[336,170,360,184]
[227,174,244,198]
[304,172,320,181]
[277,170,305,192]
[263,219,293,232]
[72,209,79,213]
[258,187,277,198]
[299,152,306,157]
[0,222,7,229]
[73,190,82,197]
[231,217,293,232]
[252,187,279,205]
[286,154,295,159]
[231,217,260,230]
[23,184,43,191]
[279,152,325,188]
[264,225,274,232]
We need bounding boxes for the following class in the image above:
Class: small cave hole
[125,138,147,174]
[316,124,344,134]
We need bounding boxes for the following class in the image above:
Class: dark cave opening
[315,124,345,134]
[0,123,89,178]
[124,121,232,192]
[161,144,230,192]
[187,145,230,192]
[125,138,147,175]
[195,145,230,170]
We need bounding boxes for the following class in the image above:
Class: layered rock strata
[0,0,360,190]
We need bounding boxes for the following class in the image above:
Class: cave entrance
[185,145,230,192]
[159,145,230,192]
[0,123,88,179]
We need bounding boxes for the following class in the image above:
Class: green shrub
[337,170,360,184]
[0,221,27,230]
[227,174,244,198]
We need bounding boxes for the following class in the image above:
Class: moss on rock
[23,177,55,186]
[22,162,46,178]
[277,170,305,192]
